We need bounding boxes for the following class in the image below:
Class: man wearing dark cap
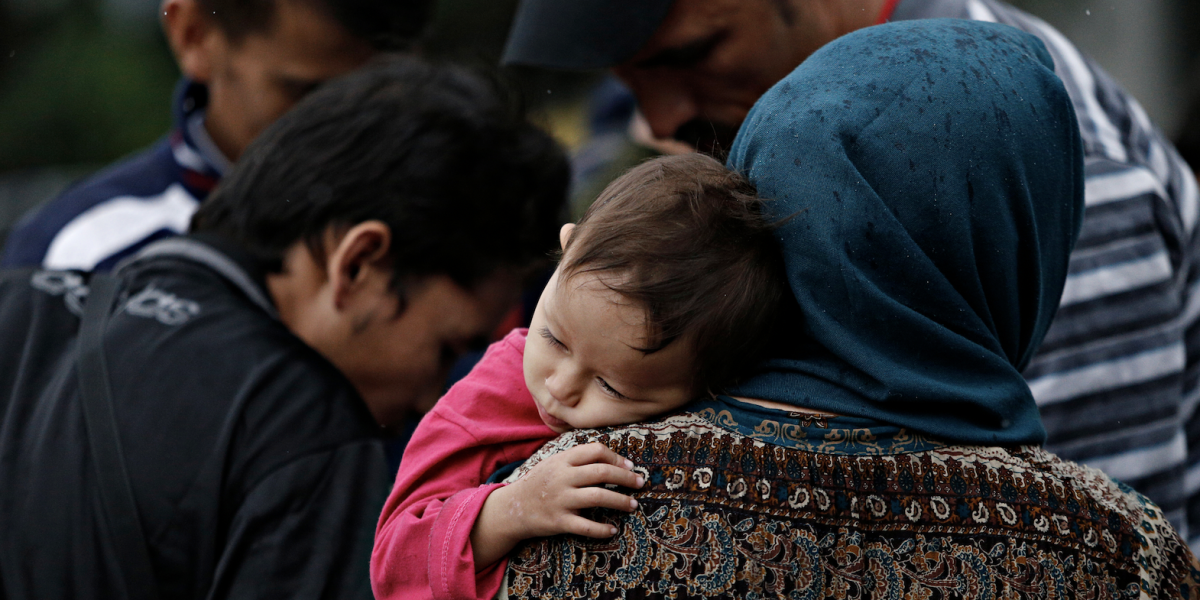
[504,0,1200,548]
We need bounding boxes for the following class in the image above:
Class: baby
[371,153,788,600]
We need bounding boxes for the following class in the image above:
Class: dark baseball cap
[502,0,676,69]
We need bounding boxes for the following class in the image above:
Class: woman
[497,19,1199,599]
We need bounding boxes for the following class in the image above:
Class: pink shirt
[371,329,556,600]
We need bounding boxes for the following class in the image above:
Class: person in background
[499,21,1199,599]
[0,56,568,599]
[0,0,431,271]
[1177,95,1200,176]
[503,0,1200,546]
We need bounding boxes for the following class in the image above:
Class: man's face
[335,273,521,430]
[612,0,842,157]
[202,1,375,159]
[268,225,524,431]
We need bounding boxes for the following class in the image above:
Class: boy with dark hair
[1,0,432,272]
[372,153,788,600]
[0,56,568,599]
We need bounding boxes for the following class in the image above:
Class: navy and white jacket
[1,81,228,272]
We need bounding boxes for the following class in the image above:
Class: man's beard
[673,119,741,160]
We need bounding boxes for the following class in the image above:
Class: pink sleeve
[371,330,555,600]
[426,484,508,599]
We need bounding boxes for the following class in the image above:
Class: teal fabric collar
[692,396,944,455]
[726,20,1084,445]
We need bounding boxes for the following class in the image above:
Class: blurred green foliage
[424,0,599,128]
[0,3,179,171]
[0,0,596,174]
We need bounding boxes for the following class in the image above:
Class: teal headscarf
[727,20,1084,445]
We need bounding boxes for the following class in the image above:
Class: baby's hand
[505,442,645,539]
[472,442,644,568]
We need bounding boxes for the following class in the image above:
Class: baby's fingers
[571,462,645,490]
[561,514,620,539]
[567,486,639,513]
[564,442,634,470]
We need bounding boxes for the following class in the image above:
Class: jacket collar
[168,80,230,198]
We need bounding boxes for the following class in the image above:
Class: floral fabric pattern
[503,400,1200,599]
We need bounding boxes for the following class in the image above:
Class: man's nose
[617,69,698,141]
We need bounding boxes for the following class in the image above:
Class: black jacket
[0,235,388,599]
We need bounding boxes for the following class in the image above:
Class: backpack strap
[77,274,160,600]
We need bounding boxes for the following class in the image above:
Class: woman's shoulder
[501,402,1200,599]
[1016,446,1200,596]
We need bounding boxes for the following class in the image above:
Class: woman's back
[499,19,1200,598]
[503,397,1197,598]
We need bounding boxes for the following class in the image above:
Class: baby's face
[523,267,697,434]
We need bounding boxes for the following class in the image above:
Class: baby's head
[524,153,788,433]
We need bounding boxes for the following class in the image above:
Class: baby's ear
[559,223,576,252]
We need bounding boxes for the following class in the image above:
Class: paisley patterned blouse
[500,397,1200,599]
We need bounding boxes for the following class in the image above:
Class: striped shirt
[895,0,1200,545]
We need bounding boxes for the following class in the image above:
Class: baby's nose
[545,375,579,407]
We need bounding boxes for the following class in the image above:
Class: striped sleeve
[978,0,1200,546]
[1184,213,1200,549]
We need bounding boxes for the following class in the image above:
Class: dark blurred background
[1,0,1198,244]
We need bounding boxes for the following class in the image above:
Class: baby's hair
[561,153,788,394]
